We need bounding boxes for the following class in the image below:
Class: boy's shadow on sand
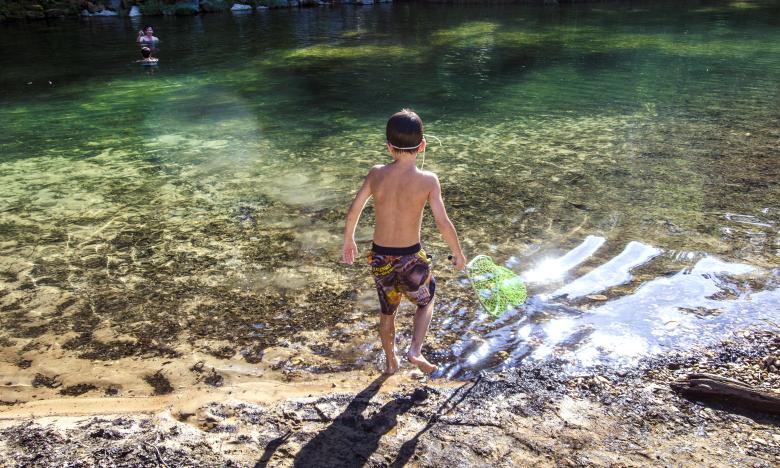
[256,374,478,468]
[288,374,414,468]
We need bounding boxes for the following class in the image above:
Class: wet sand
[1,329,778,467]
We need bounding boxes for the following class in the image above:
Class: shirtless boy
[342,109,467,375]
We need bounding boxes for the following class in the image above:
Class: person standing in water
[342,109,467,375]
[137,25,159,44]
[137,47,158,65]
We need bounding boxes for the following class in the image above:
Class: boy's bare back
[341,109,466,375]
[369,163,437,248]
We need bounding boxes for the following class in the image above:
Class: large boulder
[174,0,199,15]
[25,6,46,19]
[230,3,252,11]
[199,0,229,12]
[128,5,141,15]
[139,0,165,15]
[0,2,26,19]
[45,8,67,17]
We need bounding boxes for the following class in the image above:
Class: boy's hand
[448,253,467,271]
[342,239,358,264]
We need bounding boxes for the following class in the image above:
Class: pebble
[586,294,608,301]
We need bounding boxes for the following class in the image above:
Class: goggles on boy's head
[386,139,423,150]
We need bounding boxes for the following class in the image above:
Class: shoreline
[1,327,777,466]
[0,0,699,23]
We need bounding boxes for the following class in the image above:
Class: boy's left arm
[342,171,374,264]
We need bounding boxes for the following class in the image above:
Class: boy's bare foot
[406,352,438,374]
[384,354,400,374]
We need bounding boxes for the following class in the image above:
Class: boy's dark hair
[386,109,423,153]
[140,47,152,58]
[144,25,153,32]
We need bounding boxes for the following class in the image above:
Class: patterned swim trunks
[367,243,436,315]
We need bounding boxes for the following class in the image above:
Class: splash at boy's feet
[342,109,466,376]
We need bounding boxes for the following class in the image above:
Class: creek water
[0,1,778,384]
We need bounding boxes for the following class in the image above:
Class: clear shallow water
[0,2,778,379]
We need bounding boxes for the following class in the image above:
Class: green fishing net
[466,255,527,317]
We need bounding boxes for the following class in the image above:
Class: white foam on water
[546,255,770,369]
[725,212,773,227]
[548,241,661,299]
[520,235,606,283]
[442,248,779,378]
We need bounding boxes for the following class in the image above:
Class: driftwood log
[671,373,780,414]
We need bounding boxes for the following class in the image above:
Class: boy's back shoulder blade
[369,164,385,175]
[419,169,440,185]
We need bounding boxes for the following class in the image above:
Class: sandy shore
[1,329,778,467]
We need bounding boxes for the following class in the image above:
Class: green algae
[431,21,500,47]
[273,44,416,65]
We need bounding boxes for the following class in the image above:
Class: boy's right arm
[428,175,466,270]
[341,169,375,264]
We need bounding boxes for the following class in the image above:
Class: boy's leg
[379,312,400,374]
[406,298,438,374]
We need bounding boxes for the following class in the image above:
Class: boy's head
[386,109,424,155]
[140,47,152,59]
